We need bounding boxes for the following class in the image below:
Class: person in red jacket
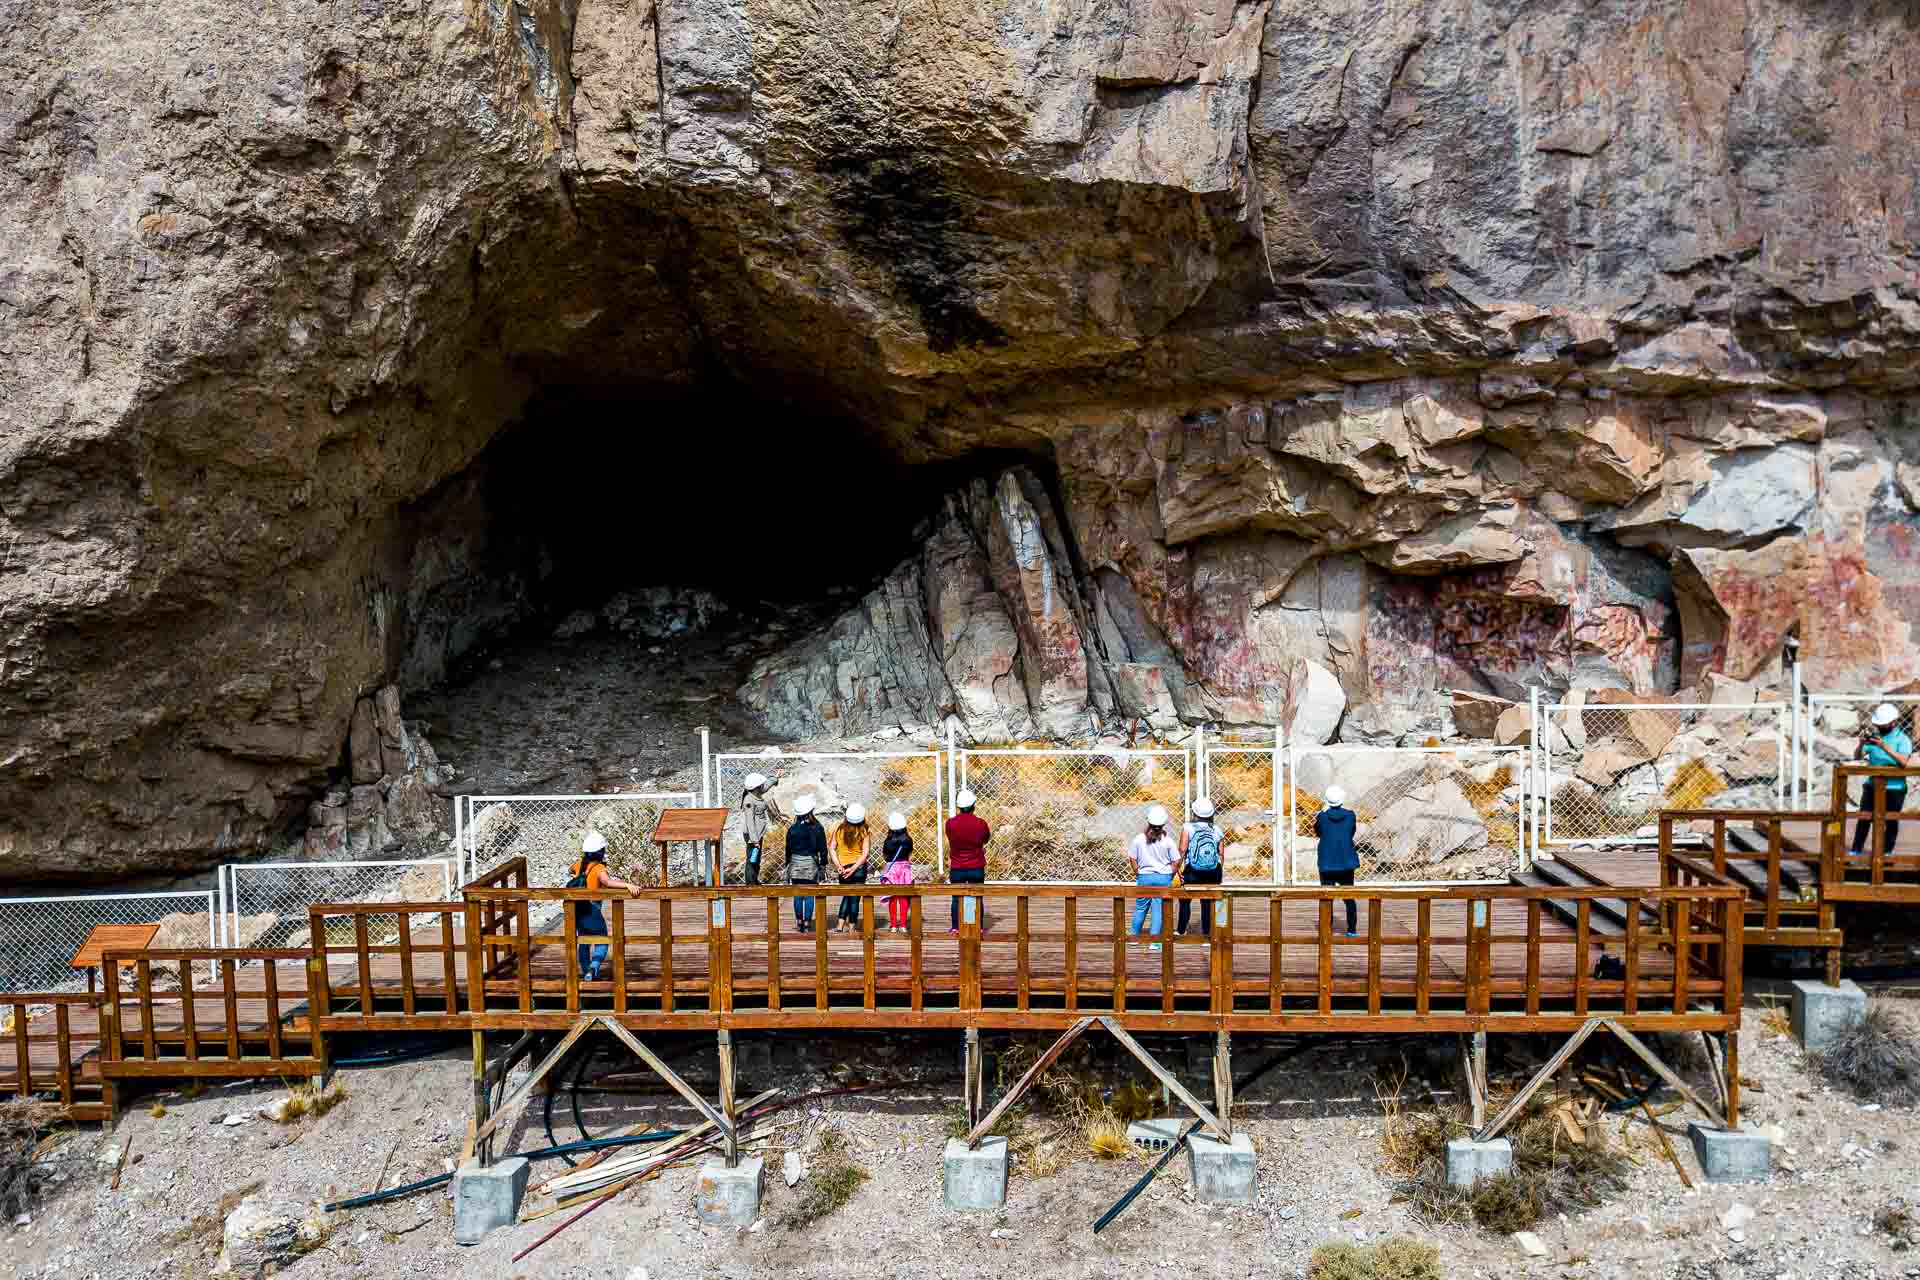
[944,789,991,934]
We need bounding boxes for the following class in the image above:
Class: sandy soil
[8,988,1920,1280]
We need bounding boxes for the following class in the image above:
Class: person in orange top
[568,831,640,981]
[830,804,873,932]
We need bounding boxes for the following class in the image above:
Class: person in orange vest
[566,831,640,981]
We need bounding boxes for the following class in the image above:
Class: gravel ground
[8,993,1920,1280]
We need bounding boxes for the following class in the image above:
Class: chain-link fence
[1801,693,1920,811]
[712,751,945,885]
[1540,701,1787,847]
[459,793,695,887]
[1286,745,1526,883]
[1202,744,1280,883]
[0,890,217,993]
[955,747,1191,881]
[225,859,455,949]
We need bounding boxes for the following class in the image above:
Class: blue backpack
[1186,823,1221,872]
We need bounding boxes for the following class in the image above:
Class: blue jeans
[793,887,818,930]
[577,942,608,979]
[1131,873,1172,936]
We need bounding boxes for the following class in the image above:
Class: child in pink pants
[880,813,914,930]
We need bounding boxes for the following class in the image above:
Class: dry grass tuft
[1761,1005,1793,1038]
[779,1126,867,1230]
[1086,1114,1131,1159]
[276,1079,349,1123]
[149,1103,168,1119]
[1377,1062,1631,1234]
[1809,1003,1920,1105]
[158,1179,264,1251]
[1308,1237,1443,1280]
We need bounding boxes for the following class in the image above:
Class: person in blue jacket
[1314,785,1360,936]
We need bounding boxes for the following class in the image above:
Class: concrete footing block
[1687,1123,1771,1183]
[1187,1131,1257,1204]
[1791,979,1866,1051]
[452,1157,530,1245]
[943,1137,1008,1211]
[694,1156,764,1226]
[1443,1138,1513,1188]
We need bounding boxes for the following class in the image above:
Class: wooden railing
[452,881,1743,1034]
[1827,764,1920,898]
[99,948,321,1078]
[1658,811,1840,949]
[3,992,110,1120]
[307,901,470,1033]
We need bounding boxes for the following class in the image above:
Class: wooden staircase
[1509,854,1660,939]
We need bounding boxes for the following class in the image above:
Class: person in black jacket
[786,793,828,933]
[1314,785,1360,936]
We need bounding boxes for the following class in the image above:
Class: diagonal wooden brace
[965,1017,1095,1149]
[597,1017,735,1142]
[466,1017,594,1152]
[1099,1018,1230,1140]
[1603,1021,1727,1130]
[1473,1018,1601,1143]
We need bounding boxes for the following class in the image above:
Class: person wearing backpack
[566,831,640,982]
[1176,797,1225,935]
[785,794,828,933]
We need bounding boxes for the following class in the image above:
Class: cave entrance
[397,380,1028,794]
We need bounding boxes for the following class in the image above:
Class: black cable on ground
[540,1036,604,1166]
[322,1129,684,1213]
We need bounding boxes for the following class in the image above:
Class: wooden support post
[717,1029,739,1167]
[1472,1030,1488,1114]
[964,1027,983,1130]
[1459,1034,1485,1130]
[1213,1031,1233,1138]
[468,1031,489,1168]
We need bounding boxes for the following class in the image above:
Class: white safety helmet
[793,793,817,816]
[581,830,608,854]
[1146,804,1170,828]
[1873,703,1901,729]
[846,803,867,824]
[1191,798,1216,819]
[888,811,908,832]
[743,772,768,792]
[955,789,977,811]
[1324,785,1347,807]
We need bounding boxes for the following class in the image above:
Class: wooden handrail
[463,882,1744,903]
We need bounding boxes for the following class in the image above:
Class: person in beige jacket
[739,773,784,885]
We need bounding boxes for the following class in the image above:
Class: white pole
[1195,723,1206,795]
[453,796,465,886]
[699,727,712,806]
[1272,722,1284,886]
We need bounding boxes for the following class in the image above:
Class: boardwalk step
[1509,867,1626,938]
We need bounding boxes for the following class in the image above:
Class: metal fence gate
[1539,701,1788,847]
[1286,744,1527,884]
[1800,692,1920,810]
[711,751,945,884]
[0,889,218,993]
[458,792,695,886]
[1200,735,1281,884]
[224,859,455,949]
[955,746,1192,881]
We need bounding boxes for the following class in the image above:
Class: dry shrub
[1,1099,64,1219]
[149,1103,168,1119]
[159,1179,264,1251]
[779,1126,867,1230]
[1308,1238,1442,1280]
[1809,1003,1920,1104]
[1377,1064,1630,1234]
[1761,1005,1792,1038]
[1877,1198,1917,1250]
[957,1039,1156,1177]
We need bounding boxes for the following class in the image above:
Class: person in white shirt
[1128,804,1178,948]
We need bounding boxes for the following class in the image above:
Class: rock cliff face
[4,0,1920,876]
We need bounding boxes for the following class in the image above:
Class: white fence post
[699,727,712,806]
[1272,723,1285,886]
